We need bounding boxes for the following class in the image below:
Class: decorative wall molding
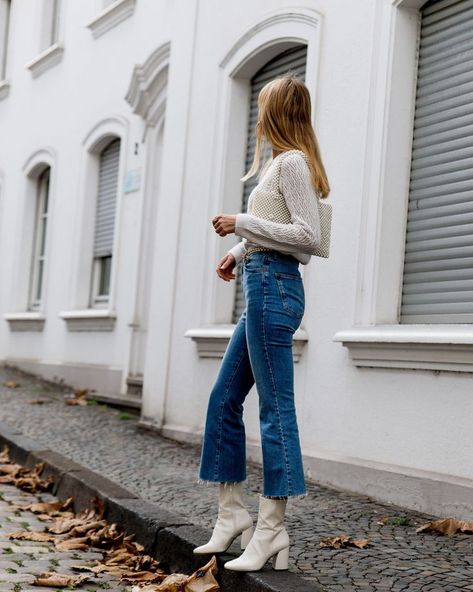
[220,8,322,72]
[3,312,45,332]
[125,42,170,128]
[59,309,117,332]
[185,324,308,362]
[25,43,64,78]
[333,325,473,373]
[87,0,136,39]
[22,147,57,177]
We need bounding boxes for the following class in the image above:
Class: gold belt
[242,246,273,261]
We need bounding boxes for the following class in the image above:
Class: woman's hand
[212,214,236,236]
[216,253,236,281]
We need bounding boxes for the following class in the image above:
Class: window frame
[3,149,57,332]
[185,6,322,360]
[25,0,64,79]
[333,0,473,373]
[59,117,128,332]
[28,167,51,311]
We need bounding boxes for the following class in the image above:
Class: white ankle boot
[193,482,254,554]
[224,495,290,571]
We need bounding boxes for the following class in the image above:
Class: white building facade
[1,0,472,519]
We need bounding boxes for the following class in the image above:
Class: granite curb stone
[0,421,322,592]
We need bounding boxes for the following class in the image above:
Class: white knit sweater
[227,151,322,265]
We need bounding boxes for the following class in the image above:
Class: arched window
[400,0,473,323]
[232,44,308,323]
[91,137,120,305]
[29,167,51,310]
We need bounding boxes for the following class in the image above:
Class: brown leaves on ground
[416,517,473,537]
[64,388,89,406]
[2,380,19,388]
[0,448,53,493]
[0,445,219,590]
[320,534,370,549]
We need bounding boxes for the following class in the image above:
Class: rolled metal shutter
[94,138,120,258]
[400,0,473,323]
[232,45,308,323]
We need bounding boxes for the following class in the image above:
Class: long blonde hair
[241,74,330,198]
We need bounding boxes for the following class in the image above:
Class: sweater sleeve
[227,240,246,265]
[234,153,321,255]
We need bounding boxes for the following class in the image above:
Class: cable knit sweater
[227,150,322,265]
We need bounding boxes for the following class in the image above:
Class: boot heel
[240,525,254,549]
[272,545,289,570]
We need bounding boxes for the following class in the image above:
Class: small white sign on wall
[123,168,141,193]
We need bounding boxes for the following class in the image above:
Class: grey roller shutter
[94,138,120,258]
[232,45,308,323]
[400,0,473,324]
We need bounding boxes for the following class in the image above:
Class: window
[400,0,473,324]
[0,0,11,80]
[41,0,61,51]
[90,138,120,307]
[232,45,308,323]
[29,168,50,310]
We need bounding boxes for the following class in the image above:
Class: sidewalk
[1,365,472,591]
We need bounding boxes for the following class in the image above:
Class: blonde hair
[241,74,330,198]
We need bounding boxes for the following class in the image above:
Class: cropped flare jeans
[198,250,307,498]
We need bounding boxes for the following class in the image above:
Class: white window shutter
[94,138,120,258]
[400,0,473,323]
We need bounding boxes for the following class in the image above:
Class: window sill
[333,325,473,373]
[4,312,45,332]
[86,0,136,39]
[59,309,116,332]
[0,80,10,101]
[184,324,308,362]
[25,43,64,78]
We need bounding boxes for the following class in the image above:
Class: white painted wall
[1,0,472,518]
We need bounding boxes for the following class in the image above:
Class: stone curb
[0,421,321,592]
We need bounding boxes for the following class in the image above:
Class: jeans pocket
[275,272,305,319]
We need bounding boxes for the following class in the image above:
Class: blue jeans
[198,250,306,498]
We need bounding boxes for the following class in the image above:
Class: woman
[193,75,330,572]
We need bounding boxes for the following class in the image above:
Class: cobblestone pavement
[1,366,473,591]
[0,482,130,591]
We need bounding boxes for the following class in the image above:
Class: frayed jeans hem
[196,477,246,488]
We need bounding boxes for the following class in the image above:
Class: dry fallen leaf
[2,380,19,388]
[55,536,90,551]
[64,388,89,406]
[416,518,473,537]
[320,534,369,549]
[33,571,91,587]
[120,571,168,584]
[19,497,73,515]
[0,446,11,463]
[0,463,23,476]
[186,555,219,592]
[155,573,189,591]
[8,530,57,543]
